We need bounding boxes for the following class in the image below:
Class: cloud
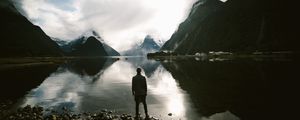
[17,0,196,52]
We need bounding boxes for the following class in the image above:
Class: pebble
[0,101,161,120]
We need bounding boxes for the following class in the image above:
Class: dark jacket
[132,74,147,96]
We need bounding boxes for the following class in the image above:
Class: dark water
[1,56,298,120]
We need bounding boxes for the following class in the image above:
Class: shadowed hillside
[70,36,108,56]
[161,0,299,54]
[0,0,63,57]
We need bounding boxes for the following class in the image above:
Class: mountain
[0,0,63,57]
[82,30,120,56]
[123,35,160,56]
[161,0,299,54]
[54,31,120,56]
[52,38,68,47]
[102,43,120,56]
[70,36,108,56]
[53,37,85,53]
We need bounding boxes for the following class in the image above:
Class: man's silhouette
[132,68,149,118]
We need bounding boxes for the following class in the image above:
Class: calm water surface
[5,56,297,120]
[10,57,238,120]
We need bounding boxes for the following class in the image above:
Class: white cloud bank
[17,0,196,52]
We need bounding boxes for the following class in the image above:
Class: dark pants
[134,95,148,117]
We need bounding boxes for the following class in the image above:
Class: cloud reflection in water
[20,58,238,119]
[22,68,85,111]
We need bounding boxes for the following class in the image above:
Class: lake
[1,56,298,120]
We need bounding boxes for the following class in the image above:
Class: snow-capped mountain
[123,35,161,56]
[53,30,120,56]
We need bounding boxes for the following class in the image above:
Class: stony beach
[0,101,159,120]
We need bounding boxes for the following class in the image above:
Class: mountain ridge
[54,31,120,56]
[123,35,160,56]
[161,0,299,54]
[0,0,63,57]
[69,36,108,56]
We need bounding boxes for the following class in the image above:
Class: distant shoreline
[0,57,121,70]
[147,51,298,61]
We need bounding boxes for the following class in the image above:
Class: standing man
[132,68,149,119]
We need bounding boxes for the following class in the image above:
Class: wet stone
[1,103,161,120]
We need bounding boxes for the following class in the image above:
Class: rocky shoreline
[1,101,159,120]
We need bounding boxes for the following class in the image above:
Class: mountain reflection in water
[15,57,198,119]
[14,56,296,120]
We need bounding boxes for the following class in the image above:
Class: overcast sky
[15,0,197,52]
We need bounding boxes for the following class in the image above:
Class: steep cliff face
[102,43,120,56]
[161,0,299,54]
[0,0,63,57]
[70,36,108,56]
[84,30,120,56]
